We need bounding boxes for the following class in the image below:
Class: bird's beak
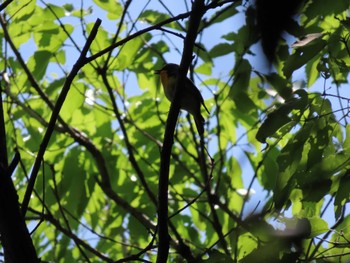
[154,69,161,74]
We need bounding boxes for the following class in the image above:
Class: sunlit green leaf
[209,43,234,58]
[283,39,327,78]
[139,9,182,30]
[93,0,122,20]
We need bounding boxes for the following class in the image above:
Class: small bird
[155,63,209,135]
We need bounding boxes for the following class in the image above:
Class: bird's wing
[185,78,210,115]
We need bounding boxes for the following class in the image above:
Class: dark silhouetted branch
[156,1,206,262]
[21,18,102,216]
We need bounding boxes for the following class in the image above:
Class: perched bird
[155,63,209,135]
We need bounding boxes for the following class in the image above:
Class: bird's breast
[160,71,168,88]
[160,72,176,101]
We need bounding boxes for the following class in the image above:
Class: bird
[155,63,209,135]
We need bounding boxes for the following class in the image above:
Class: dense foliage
[1,0,350,262]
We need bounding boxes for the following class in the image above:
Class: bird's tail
[202,101,210,115]
[194,113,205,135]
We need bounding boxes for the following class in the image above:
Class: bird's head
[154,63,179,77]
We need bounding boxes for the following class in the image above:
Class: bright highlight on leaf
[291,33,324,48]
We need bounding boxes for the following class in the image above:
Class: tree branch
[28,207,114,263]
[21,18,102,216]
[3,63,156,232]
[156,1,206,262]
[0,0,13,11]
[0,83,39,262]
[0,14,56,112]
[100,72,158,205]
[85,0,234,65]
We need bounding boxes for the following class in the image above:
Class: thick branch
[156,1,206,262]
[0,0,13,11]
[0,87,39,262]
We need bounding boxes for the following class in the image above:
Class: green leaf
[26,50,52,80]
[8,21,32,47]
[60,83,86,122]
[63,4,74,12]
[59,147,95,219]
[117,36,148,70]
[256,90,308,143]
[229,59,255,113]
[206,4,239,25]
[273,123,313,209]
[93,0,122,20]
[256,107,292,143]
[266,73,293,100]
[333,214,350,242]
[334,172,350,219]
[283,39,327,78]
[6,0,36,21]
[43,4,65,19]
[305,55,320,87]
[218,99,236,148]
[240,241,280,263]
[209,43,234,58]
[33,22,74,52]
[304,0,349,18]
[139,10,182,30]
[195,62,213,75]
[222,32,235,41]
[259,148,279,190]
